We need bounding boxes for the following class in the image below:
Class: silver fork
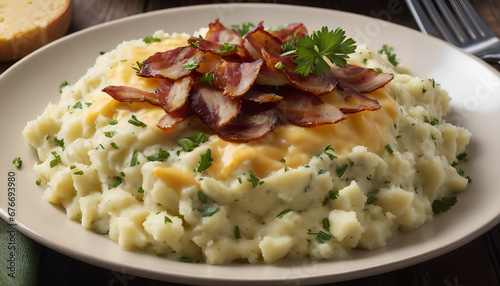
[405,0,500,63]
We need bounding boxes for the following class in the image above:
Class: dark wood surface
[2,1,500,285]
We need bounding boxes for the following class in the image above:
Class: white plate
[1,3,499,285]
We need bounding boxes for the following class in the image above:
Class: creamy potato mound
[23,30,470,264]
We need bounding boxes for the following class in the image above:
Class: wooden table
[2,1,499,285]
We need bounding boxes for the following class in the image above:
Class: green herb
[164,216,172,224]
[247,170,263,188]
[36,179,41,185]
[59,81,69,93]
[12,157,22,169]
[231,22,255,37]
[108,120,118,125]
[432,196,457,214]
[50,152,61,168]
[457,152,468,161]
[179,257,199,263]
[385,144,394,155]
[130,150,140,167]
[138,186,144,193]
[72,101,83,109]
[378,44,399,66]
[128,115,147,127]
[104,131,117,138]
[424,116,439,126]
[143,36,161,44]
[367,189,379,204]
[177,131,209,152]
[196,149,213,172]
[322,190,340,206]
[275,61,285,70]
[74,171,84,175]
[202,207,220,217]
[182,58,199,71]
[234,226,241,239]
[218,43,238,55]
[201,73,215,85]
[324,145,337,160]
[189,41,199,48]
[132,61,143,73]
[46,135,51,140]
[422,87,427,94]
[276,208,293,219]
[292,27,356,76]
[146,148,170,161]
[109,177,122,189]
[198,190,208,204]
[307,229,332,244]
[374,68,383,73]
[110,142,119,149]
[54,137,65,150]
[70,165,76,169]
[120,171,126,177]
[336,164,348,178]
[281,41,296,53]
[322,218,330,229]
[280,158,286,163]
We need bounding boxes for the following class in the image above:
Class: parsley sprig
[290,26,357,76]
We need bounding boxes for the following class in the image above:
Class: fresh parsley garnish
[336,164,348,178]
[202,207,220,217]
[128,115,147,127]
[307,229,332,244]
[143,36,161,44]
[201,73,215,85]
[130,150,140,167]
[198,190,208,204]
[59,81,69,93]
[247,170,263,188]
[217,43,238,55]
[234,226,241,239]
[177,131,209,152]
[104,131,117,138]
[292,26,356,76]
[54,137,65,150]
[231,22,255,37]
[132,61,143,73]
[322,190,339,206]
[367,189,380,204]
[164,216,172,224]
[50,151,61,168]
[432,196,457,214]
[182,58,199,71]
[378,44,399,66]
[109,177,122,189]
[12,157,22,169]
[146,148,170,162]
[196,149,213,172]
[276,208,293,219]
[385,144,394,155]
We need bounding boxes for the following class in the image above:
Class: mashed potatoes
[23,29,470,264]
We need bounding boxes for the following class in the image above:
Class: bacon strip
[243,24,284,60]
[203,19,250,61]
[330,65,394,93]
[261,48,337,96]
[242,89,282,103]
[213,60,263,98]
[276,88,346,127]
[189,85,241,131]
[138,46,204,80]
[216,103,279,143]
[336,87,381,113]
[268,23,308,42]
[155,76,193,117]
[102,86,161,106]
[254,64,290,86]
[157,113,188,131]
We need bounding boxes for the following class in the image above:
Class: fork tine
[435,0,468,43]
[450,0,497,39]
[406,0,440,37]
[420,0,459,44]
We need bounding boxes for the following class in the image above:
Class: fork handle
[479,54,500,63]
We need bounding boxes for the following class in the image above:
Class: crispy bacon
[277,88,347,127]
[242,89,282,103]
[155,76,193,117]
[190,85,241,131]
[102,86,161,106]
[254,64,290,86]
[203,19,250,60]
[213,60,263,98]
[261,48,337,95]
[243,24,284,60]
[157,113,188,131]
[330,65,394,93]
[138,46,204,80]
[268,23,308,42]
[336,87,381,113]
[216,103,279,143]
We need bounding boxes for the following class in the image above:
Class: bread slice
[0,0,72,62]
